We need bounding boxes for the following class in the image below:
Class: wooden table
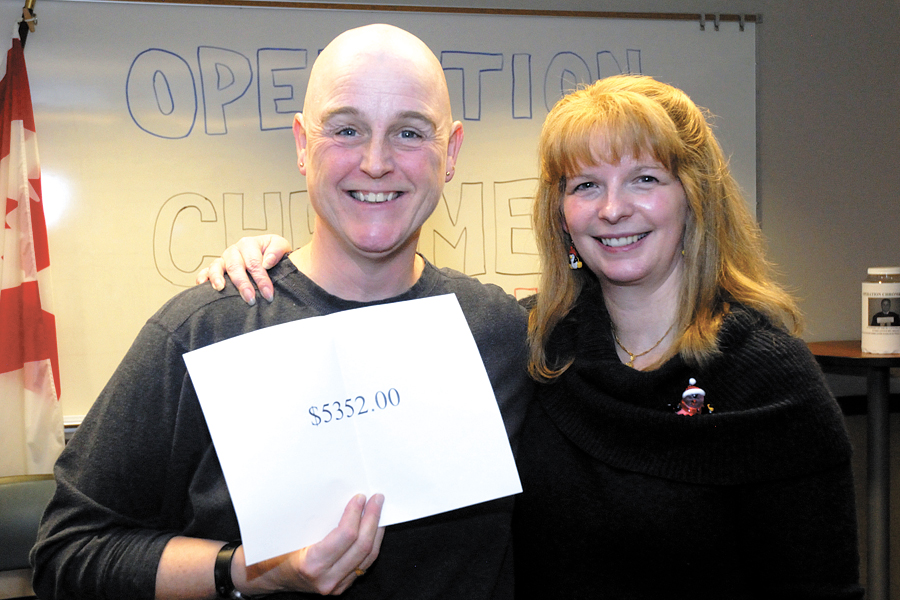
[808,340,900,600]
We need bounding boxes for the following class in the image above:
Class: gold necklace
[613,324,674,368]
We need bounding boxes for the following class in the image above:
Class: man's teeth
[352,192,398,203]
[600,233,647,247]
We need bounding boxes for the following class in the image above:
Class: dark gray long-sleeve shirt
[32,257,531,600]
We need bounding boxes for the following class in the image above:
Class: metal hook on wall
[21,0,36,31]
[17,0,36,47]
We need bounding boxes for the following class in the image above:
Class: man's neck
[290,240,425,302]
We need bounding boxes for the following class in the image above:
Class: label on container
[862,282,900,353]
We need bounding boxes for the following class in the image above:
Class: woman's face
[561,150,688,291]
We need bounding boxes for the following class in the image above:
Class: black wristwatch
[214,541,251,599]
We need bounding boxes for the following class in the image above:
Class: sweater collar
[536,284,852,485]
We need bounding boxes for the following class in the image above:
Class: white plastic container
[861,267,900,354]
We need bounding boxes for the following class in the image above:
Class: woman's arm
[196,235,291,305]
[737,463,862,599]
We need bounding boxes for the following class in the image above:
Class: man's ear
[444,121,464,182]
[293,113,308,175]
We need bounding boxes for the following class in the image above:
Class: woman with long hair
[513,74,860,599]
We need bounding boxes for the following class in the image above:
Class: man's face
[883,299,891,313]
[296,47,462,263]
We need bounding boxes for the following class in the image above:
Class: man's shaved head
[304,23,453,131]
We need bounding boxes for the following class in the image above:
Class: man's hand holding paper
[184,294,522,565]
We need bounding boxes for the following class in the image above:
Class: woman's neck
[601,276,681,370]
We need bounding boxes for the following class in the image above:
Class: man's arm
[32,293,384,600]
[155,494,385,599]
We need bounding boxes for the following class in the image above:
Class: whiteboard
[1,1,756,416]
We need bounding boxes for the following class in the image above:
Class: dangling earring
[567,236,583,270]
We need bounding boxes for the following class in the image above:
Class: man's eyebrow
[320,106,361,122]
[320,107,439,130]
[396,110,439,130]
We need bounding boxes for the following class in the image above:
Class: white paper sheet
[183,293,521,564]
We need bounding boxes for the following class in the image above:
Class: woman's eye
[636,175,659,184]
[572,181,596,192]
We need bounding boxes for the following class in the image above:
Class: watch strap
[214,541,244,599]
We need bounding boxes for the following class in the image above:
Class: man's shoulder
[151,259,304,333]
[424,266,528,354]
[430,265,525,315]
[150,279,245,331]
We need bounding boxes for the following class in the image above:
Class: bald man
[32,24,530,600]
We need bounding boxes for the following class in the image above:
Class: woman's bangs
[596,102,679,169]
[542,86,679,181]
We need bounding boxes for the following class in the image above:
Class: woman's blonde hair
[528,74,801,381]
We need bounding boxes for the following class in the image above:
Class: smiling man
[291,24,463,301]
[32,24,530,600]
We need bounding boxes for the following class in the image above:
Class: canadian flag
[0,27,64,476]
